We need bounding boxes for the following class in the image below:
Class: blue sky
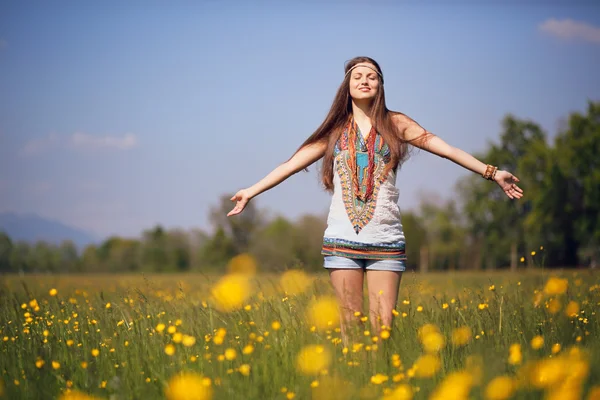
[1,0,599,239]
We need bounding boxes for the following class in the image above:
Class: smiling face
[347,63,381,102]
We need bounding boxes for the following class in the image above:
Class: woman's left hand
[494,170,524,200]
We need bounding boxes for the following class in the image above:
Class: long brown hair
[293,56,416,192]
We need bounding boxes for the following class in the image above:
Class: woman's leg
[328,268,365,344]
[365,269,403,335]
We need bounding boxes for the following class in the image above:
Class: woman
[227,56,523,339]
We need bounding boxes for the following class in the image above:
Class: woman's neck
[351,99,373,124]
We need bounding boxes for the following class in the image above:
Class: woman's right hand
[227,189,252,216]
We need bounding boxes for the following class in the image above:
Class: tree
[209,194,264,254]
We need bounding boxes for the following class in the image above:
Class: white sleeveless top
[321,126,406,261]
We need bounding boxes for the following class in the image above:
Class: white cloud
[69,132,138,150]
[539,18,600,44]
[20,132,138,156]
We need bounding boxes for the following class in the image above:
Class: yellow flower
[164,344,176,356]
[586,386,600,400]
[210,273,254,312]
[296,345,332,375]
[412,354,441,378]
[271,321,281,331]
[544,277,568,295]
[238,364,251,376]
[226,253,258,276]
[531,335,544,350]
[279,269,313,295]
[381,384,413,400]
[224,348,237,361]
[35,359,45,368]
[565,301,579,317]
[49,288,58,296]
[429,371,474,400]
[422,331,446,354]
[370,374,389,385]
[182,335,196,347]
[551,343,561,354]
[167,325,177,334]
[172,333,183,343]
[451,327,472,346]
[416,306,423,312]
[91,349,100,357]
[484,376,516,400]
[306,296,340,331]
[531,251,536,256]
[105,302,111,309]
[380,330,390,340]
[59,390,104,400]
[530,358,567,389]
[156,323,166,333]
[508,344,522,365]
[165,372,213,400]
[547,298,562,314]
[52,361,60,370]
[242,344,254,355]
[520,257,525,262]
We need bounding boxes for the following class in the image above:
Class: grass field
[0,266,599,400]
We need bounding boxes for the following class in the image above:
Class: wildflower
[210,273,254,312]
[508,344,522,365]
[156,323,166,333]
[91,349,100,357]
[165,372,213,400]
[520,257,525,262]
[442,303,449,309]
[224,348,237,361]
[489,285,495,291]
[35,359,45,368]
[307,296,340,330]
[226,253,257,276]
[182,335,196,347]
[59,390,104,400]
[380,330,390,340]
[416,306,423,312]
[381,384,412,400]
[271,321,281,331]
[484,376,515,400]
[167,326,177,334]
[105,302,111,309]
[531,335,544,350]
[430,371,474,400]
[531,251,536,256]
[544,277,568,295]
[412,354,441,378]
[296,345,332,375]
[452,327,472,347]
[172,333,183,343]
[52,361,60,370]
[565,301,579,317]
[49,288,58,296]
[370,374,388,384]
[547,298,561,314]
[164,344,176,356]
[422,331,445,354]
[279,269,313,295]
[238,364,251,376]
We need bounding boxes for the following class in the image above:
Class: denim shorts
[324,255,406,272]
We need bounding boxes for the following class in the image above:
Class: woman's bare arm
[393,114,524,199]
[227,140,327,216]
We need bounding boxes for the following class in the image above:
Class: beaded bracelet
[483,164,498,181]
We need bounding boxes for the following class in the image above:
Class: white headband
[344,63,384,83]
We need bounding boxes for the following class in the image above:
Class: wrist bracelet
[483,164,498,181]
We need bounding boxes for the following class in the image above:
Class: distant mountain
[0,212,100,250]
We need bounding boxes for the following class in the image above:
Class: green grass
[0,269,598,399]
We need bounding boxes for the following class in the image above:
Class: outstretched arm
[395,114,524,200]
[227,140,328,216]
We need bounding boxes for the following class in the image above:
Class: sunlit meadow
[1,253,599,400]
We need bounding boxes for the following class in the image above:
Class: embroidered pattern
[322,237,406,260]
[334,125,391,234]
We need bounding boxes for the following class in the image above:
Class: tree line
[0,101,598,274]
